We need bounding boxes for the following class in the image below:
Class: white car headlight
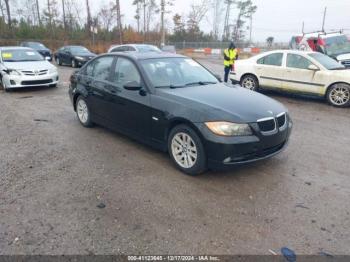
[205,121,253,136]
[49,67,58,74]
[8,69,21,76]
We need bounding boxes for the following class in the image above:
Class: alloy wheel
[242,77,256,90]
[329,85,350,106]
[171,132,198,169]
[77,99,89,124]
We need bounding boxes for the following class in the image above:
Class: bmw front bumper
[195,118,293,170]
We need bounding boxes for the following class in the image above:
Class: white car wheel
[327,84,350,107]
[241,75,258,91]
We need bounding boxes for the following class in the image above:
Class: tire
[240,74,259,91]
[56,57,62,66]
[168,124,207,176]
[76,96,93,127]
[326,83,350,108]
[0,76,8,92]
[71,59,77,68]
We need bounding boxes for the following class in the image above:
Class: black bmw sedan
[55,46,96,68]
[69,53,292,175]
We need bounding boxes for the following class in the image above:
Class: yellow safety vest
[224,48,237,66]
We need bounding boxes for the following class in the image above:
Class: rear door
[282,53,324,95]
[255,52,285,89]
[85,56,116,122]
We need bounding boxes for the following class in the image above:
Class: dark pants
[224,66,231,83]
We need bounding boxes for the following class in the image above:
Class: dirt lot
[0,60,349,255]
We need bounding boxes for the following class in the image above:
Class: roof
[106,52,186,60]
[0,46,32,51]
[256,49,317,57]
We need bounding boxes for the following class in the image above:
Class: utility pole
[116,0,123,44]
[322,7,327,32]
[302,21,304,34]
[86,0,92,35]
[160,0,165,46]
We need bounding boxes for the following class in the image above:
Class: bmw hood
[3,61,55,71]
[159,84,287,123]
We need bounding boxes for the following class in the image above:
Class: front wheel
[0,76,8,92]
[56,57,62,66]
[326,83,350,107]
[76,96,93,127]
[240,74,259,91]
[168,124,207,176]
[71,59,77,68]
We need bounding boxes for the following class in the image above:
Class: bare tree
[85,0,92,33]
[35,0,41,25]
[160,0,173,45]
[98,2,117,32]
[116,0,123,43]
[187,0,209,32]
[211,0,224,40]
[233,0,257,42]
[62,0,66,30]
[3,0,11,28]
[0,0,7,20]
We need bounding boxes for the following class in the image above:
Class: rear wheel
[168,124,207,176]
[76,96,93,127]
[240,74,259,91]
[326,83,350,107]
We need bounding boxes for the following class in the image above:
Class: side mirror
[214,74,222,82]
[308,64,319,71]
[124,81,142,91]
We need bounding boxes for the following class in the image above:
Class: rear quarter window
[257,53,283,66]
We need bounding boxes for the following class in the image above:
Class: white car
[108,44,161,53]
[231,50,350,107]
[0,47,59,91]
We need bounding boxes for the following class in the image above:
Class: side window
[113,57,141,86]
[287,54,313,69]
[85,60,95,76]
[92,56,114,81]
[128,46,136,51]
[257,53,283,66]
[112,46,126,52]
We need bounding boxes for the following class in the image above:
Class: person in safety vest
[223,42,238,83]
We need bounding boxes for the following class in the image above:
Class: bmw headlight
[75,56,84,60]
[205,121,253,136]
[8,69,21,76]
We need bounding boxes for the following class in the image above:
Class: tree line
[0,0,257,45]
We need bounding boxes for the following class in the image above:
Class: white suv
[0,47,58,91]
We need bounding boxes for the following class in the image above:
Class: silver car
[0,47,59,91]
[108,44,161,53]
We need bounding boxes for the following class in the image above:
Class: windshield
[309,53,345,70]
[141,58,219,88]
[1,49,44,62]
[137,45,161,53]
[324,35,350,56]
[162,46,175,51]
[70,46,91,54]
[27,42,46,49]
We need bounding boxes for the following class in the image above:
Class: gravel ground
[0,60,349,255]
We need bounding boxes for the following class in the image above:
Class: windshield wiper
[185,81,217,86]
[155,84,185,89]
[330,67,347,70]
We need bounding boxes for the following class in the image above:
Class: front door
[108,56,152,141]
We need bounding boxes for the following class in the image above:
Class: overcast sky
[42,0,349,42]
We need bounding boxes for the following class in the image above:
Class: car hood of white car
[336,53,350,61]
[3,61,55,71]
